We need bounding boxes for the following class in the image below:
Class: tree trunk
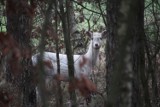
[59,0,77,107]
[6,0,36,107]
[68,1,82,54]
[105,0,120,101]
[131,0,151,107]
[106,0,149,107]
[37,0,54,106]
[54,0,64,107]
[106,0,133,106]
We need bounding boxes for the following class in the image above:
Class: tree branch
[72,0,104,15]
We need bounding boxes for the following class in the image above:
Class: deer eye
[91,38,93,40]
[100,37,102,40]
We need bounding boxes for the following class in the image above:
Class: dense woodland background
[0,0,160,107]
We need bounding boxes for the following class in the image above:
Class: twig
[97,0,107,27]
[72,0,103,15]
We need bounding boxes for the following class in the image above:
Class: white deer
[32,31,107,81]
[32,31,106,105]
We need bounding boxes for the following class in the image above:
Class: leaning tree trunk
[6,0,36,107]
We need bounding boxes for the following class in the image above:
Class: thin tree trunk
[67,1,81,54]
[59,0,77,106]
[37,0,54,107]
[54,0,64,106]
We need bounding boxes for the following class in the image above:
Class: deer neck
[84,41,100,67]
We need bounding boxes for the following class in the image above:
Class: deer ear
[101,30,107,38]
[85,31,93,38]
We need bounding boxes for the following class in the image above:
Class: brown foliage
[77,0,84,4]
[54,74,67,81]
[32,60,54,84]
[6,0,36,18]
[0,32,22,75]
[53,73,97,102]
[46,25,58,40]
[43,60,53,69]
[0,91,13,107]
[0,33,17,56]
[33,60,54,70]
[79,56,89,68]
[21,48,32,60]
[68,74,97,98]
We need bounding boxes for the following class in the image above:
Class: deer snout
[95,44,98,47]
[94,43,100,49]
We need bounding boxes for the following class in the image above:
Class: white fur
[32,31,106,80]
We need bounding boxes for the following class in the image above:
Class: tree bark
[59,0,77,107]
[6,0,36,107]
[105,0,120,100]
[54,0,64,107]
[106,0,133,106]
[37,0,54,106]
[106,0,149,107]
[131,0,151,107]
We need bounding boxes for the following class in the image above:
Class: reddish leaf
[0,91,13,107]
[79,15,84,23]
[77,0,83,4]
[58,44,64,50]
[54,74,67,81]
[43,60,53,69]
[0,32,22,76]
[22,48,31,59]
[68,74,97,98]
[6,0,35,18]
